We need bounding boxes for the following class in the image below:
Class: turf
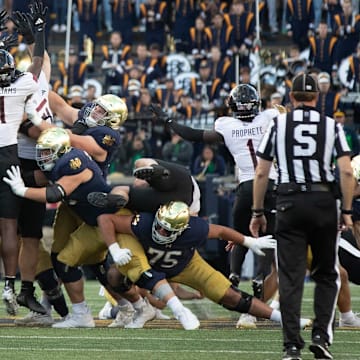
[0,281,359,360]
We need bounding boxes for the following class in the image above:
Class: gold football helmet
[152,201,190,245]
[36,128,71,171]
[351,155,360,182]
[86,94,128,130]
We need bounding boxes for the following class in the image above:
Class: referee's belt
[276,182,331,194]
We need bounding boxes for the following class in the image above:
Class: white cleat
[236,313,257,329]
[339,313,360,328]
[300,318,312,329]
[176,307,200,330]
[15,311,54,326]
[155,309,171,320]
[124,298,156,329]
[98,301,113,320]
[108,304,134,328]
[2,286,18,316]
[52,312,95,328]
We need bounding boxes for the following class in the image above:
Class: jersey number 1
[0,97,5,123]
[247,139,257,168]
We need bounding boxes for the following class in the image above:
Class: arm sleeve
[169,121,205,142]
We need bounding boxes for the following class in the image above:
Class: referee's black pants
[276,191,340,350]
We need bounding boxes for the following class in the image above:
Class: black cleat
[282,346,302,360]
[309,336,333,359]
[252,278,264,300]
[87,192,127,209]
[17,291,47,315]
[133,165,170,181]
[229,273,241,287]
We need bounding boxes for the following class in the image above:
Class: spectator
[308,19,339,75]
[316,71,342,117]
[334,110,360,156]
[125,131,152,172]
[188,16,211,68]
[111,0,137,45]
[346,41,360,91]
[192,144,226,179]
[189,59,222,111]
[101,31,131,93]
[139,0,168,50]
[173,0,197,52]
[333,0,360,63]
[51,1,67,33]
[162,132,194,169]
[285,0,315,51]
[67,85,85,109]
[154,78,182,111]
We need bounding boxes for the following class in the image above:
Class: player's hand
[243,235,277,256]
[0,34,18,51]
[11,11,35,44]
[149,103,171,123]
[3,165,28,197]
[0,10,9,31]
[28,0,47,32]
[108,243,132,266]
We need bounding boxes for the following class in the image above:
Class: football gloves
[28,0,47,32]
[3,165,28,197]
[108,243,132,266]
[149,103,171,124]
[11,11,35,44]
[243,235,277,256]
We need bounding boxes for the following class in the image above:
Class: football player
[95,201,312,329]
[3,128,199,330]
[150,84,279,327]
[0,1,46,316]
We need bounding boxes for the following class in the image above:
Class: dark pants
[230,180,276,279]
[276,191,340,349]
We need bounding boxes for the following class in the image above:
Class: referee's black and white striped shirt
[256,106,351,184]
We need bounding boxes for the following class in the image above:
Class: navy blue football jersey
[83,126,121,177]
[131,213,209,277]
[48,148,117,226]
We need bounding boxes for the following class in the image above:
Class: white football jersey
[0,72,38,147]
[18,71,53,159]
[214,108,278,183]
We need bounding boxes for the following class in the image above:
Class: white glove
[108,243,132,266]
[243,235,277,256]
[3,165,28,197]
[25,97,43,126]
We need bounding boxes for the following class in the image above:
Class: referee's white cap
[291,73,319,93]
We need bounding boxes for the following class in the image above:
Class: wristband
[341,209,353,215]
[252,208,264,217]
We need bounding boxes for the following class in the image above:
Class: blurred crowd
[2,0,360,176]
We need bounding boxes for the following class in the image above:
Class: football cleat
[87,192,127,209]
[339,313,360,328]
[108,304,134,328]
[309,335,333,359]
[98,301,113,320]
[17,291,47,314]
[176,307,200,330]
[252,278,264,300]
[52,312,95,328]
[155,309,171,320]
[236,313,257,329]
[133,165,170,181]
[228,273,241,287]
[2,286,18,316]
[282,345,302,360]
[124,298,156,329]
[14,311,54,326]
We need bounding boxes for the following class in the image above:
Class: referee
[249,73,354,360]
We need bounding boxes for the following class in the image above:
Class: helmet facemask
[228,84,260,121]
[85,94,128,130]
[36,128,71,171]
[0,50,15,87]
[152,202,190,245]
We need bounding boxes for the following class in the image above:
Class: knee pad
[51,252,82,283]
[135,269,166,290]
[36,268,59,291]
[87,261,110,287]
[222,286,253,313]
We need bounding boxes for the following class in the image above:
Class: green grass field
[0,281,359,360]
